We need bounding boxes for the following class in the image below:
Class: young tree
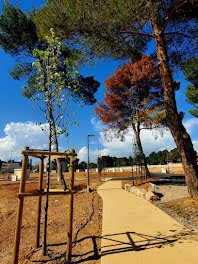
[30,30,89,255]
[29,29,97,188]
[95,55,165,177]
[34,0,198,199]
[29,29,79,186]
[0,2,99,185]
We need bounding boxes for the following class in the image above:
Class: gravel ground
[156,185,189,202]
[154,184,198,233]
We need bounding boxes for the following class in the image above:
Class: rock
[148,183,159,193]
[145,191,159,202]
[132,188,139,195]
[127,186,159,202]
[139,189,147,198]
[130,187,137,194]
[125,184,132,192]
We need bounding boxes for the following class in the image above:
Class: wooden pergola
[12,147,77,264]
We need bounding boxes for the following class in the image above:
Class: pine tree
[33,0,198,199]
[95,55,165,178]
[182,57,198,118]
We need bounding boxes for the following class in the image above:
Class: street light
[87,134,95,192]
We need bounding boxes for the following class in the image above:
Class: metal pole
[66,152,75,262]
[35,156,44,248]
[12,147,29,264]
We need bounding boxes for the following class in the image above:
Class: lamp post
[87,134,95,192]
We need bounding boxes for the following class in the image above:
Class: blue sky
[0,0,198,163]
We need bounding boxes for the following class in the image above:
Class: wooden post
[35,156,44,248]
[135,164,138,185]
[12,147,29,264]
[132,162,134,186]
[146,166,148,180]
[66,153,75,262]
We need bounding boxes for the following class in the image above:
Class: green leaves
[29,29,89,144]
[0,1,38,55]
[182,57,198,118]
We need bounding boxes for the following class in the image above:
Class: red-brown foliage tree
[95,54,165,177]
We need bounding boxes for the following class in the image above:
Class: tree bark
[150,18,198,199]
[48,105,67,190]
[132,123,150,179]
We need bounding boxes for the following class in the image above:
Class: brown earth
[0,177,102,264]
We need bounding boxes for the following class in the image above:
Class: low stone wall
[124,183,160,202]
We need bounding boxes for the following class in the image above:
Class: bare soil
[0,178,103,264]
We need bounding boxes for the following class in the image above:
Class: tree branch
[165,31,194,39]
[161,0,185,34]
[140,125,164,131]
[120,31,154,38]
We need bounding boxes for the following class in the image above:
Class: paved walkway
[97,181,198,264]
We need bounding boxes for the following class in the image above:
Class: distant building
[1,161,21,173]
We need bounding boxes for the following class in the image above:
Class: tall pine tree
[95,55,165,178]
[34,0,198,199]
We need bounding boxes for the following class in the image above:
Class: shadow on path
[25,229,193,263]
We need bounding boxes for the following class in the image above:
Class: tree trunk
[49,106,67,190]
[132,124,150,179]
[150,18,198,199]
[42,122,51,255]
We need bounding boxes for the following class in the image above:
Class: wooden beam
[29,154,46,159]
[51,155,68,159]
[17,190,75,198]
[12,148,29,264]
[21,149,77,157]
